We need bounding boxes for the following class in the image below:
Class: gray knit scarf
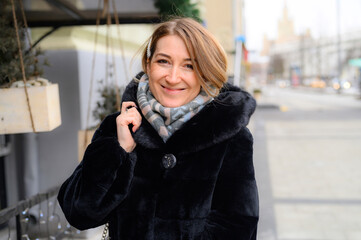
[137,74,213,142]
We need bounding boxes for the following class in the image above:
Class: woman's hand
[116,102,142,152]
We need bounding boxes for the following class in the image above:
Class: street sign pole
[234,35,245,88]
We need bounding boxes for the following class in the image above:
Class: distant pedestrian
[58,17,259,240]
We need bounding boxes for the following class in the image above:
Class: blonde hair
[141,18,228,97]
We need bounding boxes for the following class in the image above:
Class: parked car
[332,78,351,90]
[310,79,326,88]
[275,79,290,88]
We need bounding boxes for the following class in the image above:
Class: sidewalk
[250,87,361,240]
[275,85,360,98]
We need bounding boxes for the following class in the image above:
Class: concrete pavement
[250,86,361,240]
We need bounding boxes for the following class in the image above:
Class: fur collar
[119,75,256,154]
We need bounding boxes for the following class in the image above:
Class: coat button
[162,154,177,169]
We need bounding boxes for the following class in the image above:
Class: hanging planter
[77,129,96,162]
[78,0,126,162]
[0,78,61,134]
[78,82,125,162]
[253,88,262,101]
[0,0,62,134]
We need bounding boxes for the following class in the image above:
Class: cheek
[188,77,201,91]
[147,62,155,75]
[148,76,156,89]
[148,64,163,78]
[193,85,201,95]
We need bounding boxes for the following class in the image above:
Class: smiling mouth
[161,85,185,92]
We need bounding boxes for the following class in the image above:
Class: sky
[244,0,361,53]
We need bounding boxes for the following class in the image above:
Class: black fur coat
[58,78,259,240]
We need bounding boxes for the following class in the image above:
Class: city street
[250,86,361,240]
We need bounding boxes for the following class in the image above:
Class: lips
[161,85,185,93]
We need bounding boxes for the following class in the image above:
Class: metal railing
[0,186,76,240]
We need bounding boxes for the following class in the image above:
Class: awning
[22,0,160,27]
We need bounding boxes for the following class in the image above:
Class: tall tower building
[277,2,296,43]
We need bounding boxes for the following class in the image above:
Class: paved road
[249,86,361,240]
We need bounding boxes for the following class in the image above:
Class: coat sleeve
[202,127,259,240]
[57,113,137,230]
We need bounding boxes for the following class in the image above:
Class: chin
[157,97,186,108]
[161,101,183,108]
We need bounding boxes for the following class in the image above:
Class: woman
[58,18,258,240]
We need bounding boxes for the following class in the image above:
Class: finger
[132,117,142,132]
[125,106,139,115]
[120,109,138,121]
[127,112,142,132]
[121,101,137,113]
[117,115,136,127]
[118,112,141,126]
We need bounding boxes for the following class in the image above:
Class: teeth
[161,85,184,91]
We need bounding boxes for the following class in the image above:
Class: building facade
[262,4,361,88]
[201,0,247,86]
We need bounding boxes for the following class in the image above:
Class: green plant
[154,0,201,22]
[0,0,48,87]
[92,82,125,125]
[253,88,262,94]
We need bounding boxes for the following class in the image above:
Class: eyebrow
[155,53,192,62]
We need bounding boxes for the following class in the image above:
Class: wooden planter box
[0,83,61,134]
[253,92,261,101]
[78,129,96,162]
[253,89,262,101]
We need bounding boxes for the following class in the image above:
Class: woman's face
[147,35,201,108]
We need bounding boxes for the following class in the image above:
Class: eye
[157,59,168,64]
[185,64,193,70]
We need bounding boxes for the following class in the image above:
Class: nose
[166,67,180,84]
